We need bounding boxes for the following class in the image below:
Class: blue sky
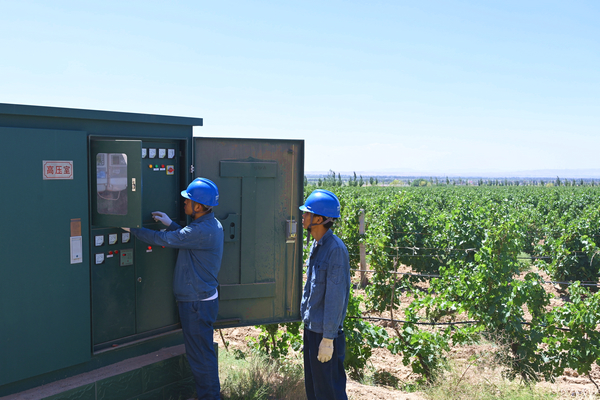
[1,1,598,175]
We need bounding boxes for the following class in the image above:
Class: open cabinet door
[90,139,142,229]
[194,138,304,327]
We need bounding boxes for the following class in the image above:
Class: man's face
[302,212,322,230]
[302,212,311,230]
[184,198,194,216]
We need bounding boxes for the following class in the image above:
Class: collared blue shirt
[130,212,224,302]
[301,229,351,339]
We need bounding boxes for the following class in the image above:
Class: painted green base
[45,357,194,400]
[1,344,218,400]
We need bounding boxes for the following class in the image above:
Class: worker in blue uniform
[123,177,223,399]
[300,189,350,400]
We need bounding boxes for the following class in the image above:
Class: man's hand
[121,227,130,232]
[152,211,172,226]
[317,337,334,363]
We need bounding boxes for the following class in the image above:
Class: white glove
[317,337,334,363]
[121,227,130,232]
[152,211,172,226]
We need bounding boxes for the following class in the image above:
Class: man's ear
[314,215,324,225]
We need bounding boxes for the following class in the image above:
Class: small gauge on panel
[142,148,147,158]
[149,148,157,158]
[158,148,166,158]
[168,149,175,159]
[108,233,118,245]
[122,232,131,243]
[95,253,105,265]
[95,235,104,246]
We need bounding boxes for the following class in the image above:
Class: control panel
[90,138,184,349]
[92,229,134,265]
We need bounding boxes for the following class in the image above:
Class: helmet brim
[299,205,312,213]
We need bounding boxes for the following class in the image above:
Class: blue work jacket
[301,229,351,339]
[130,212,224,302]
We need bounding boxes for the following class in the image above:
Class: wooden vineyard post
[359,208,369,287]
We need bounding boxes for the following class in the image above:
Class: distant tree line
[304,171,599,188]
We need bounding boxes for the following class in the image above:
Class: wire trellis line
[348,315,573,332]
[349,268,600,287]
[346,251,590,261]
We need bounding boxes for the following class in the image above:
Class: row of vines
[257,186,600,389]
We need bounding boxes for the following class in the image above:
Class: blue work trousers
[178,300,220,400]
[303,328,348,400]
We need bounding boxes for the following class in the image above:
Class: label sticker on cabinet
[70,236,83,264]
[43,160,73,180]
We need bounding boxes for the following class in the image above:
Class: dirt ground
[215,265,600,399]
[215,325,599,400]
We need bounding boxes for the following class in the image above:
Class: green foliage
[260,185,600,384]
[535,205,600,285]
[411,178,428,187]
[543,282,600,378]
[219,351,305,400]
[248,322,303,359]
[335,185,600,382]
[343,288,389,378]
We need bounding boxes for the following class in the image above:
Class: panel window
[96,153,128,215]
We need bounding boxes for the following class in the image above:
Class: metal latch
[219,214,240,243]
[286,219,297,241]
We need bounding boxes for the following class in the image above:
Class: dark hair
[315,214,335,229]
[192,201,210,212]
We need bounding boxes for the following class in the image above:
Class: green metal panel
[134,139,182,334]
[135,244,178,333]
[220,160,278,284]
[91,228,137,345]
[140,140,184,225]
[194,138,304,327]
[0,103,203,131]
[0,127,91,386]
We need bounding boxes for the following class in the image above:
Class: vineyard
[255,185,600,394]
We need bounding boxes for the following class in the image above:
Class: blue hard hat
[181,178,219,206]
[299,189,341,218]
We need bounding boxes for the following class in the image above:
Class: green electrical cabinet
[0,103,304,397]
[0,126,91,387]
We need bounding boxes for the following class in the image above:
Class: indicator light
[108,251,113,255]
[147,246,152,250]
[161,165,165,168]
[114,250,119,254]
[149,164,153,168]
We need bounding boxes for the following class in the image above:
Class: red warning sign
[166,165,175,175]
[43,161,74,180]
